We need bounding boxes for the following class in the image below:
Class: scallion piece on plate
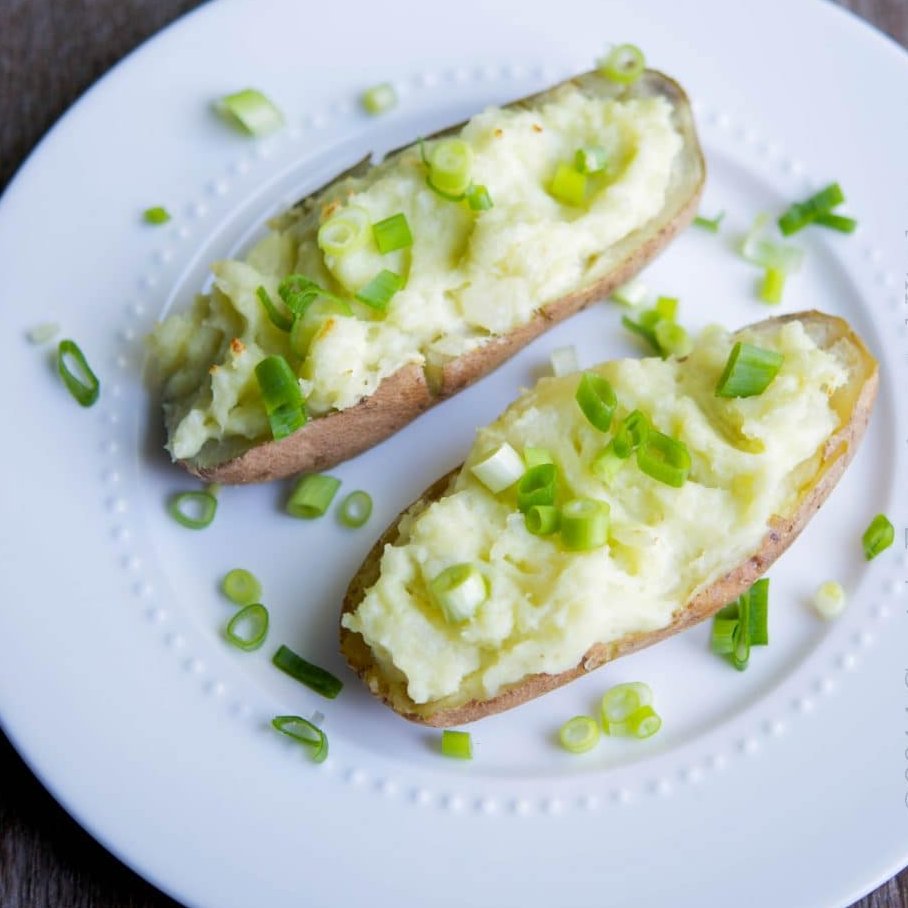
[272,715,329,763]
[27,322,60,344]
[337,490,373,528]
[272,645,343,699]
[549,161,587,207]
[747,578,770,646]
[560,498,610,551]
[466,184,493,211]
[525,504,560,536]
[740,213,804,273]
[758,266,786,304]
[611,409,650,459]
[372,212,413,254]
[256,286,294,332]
[516,463,558,513]
[621,314,661,355]
[287,473,341,519]
[711,579,770,669]
[715,342,783,398]
[862,513,894,560]
[598,43,646,85]
[523,446,554,468]
[600,682,653,728]
[550,345,579,377]
[355,269,404,311]
[143,206,171,225]
[225,603,269,652]
[575,372,617,432]
[440,729,473,760]
[221,568,262,606]
[57,339,100,407]
[654,320,692,358]
[429,563,487,623]
[558,715,601,753]
[318,205,371,257]
[215,88,284,136]
[636,431,690,487]
[427,138,474,198]
[470,442,524,493]
[693,211,725,232]
[361,82,397,115]
[255,355,307,439]
[574,145,608,174]
[814,212,857,233]
[777,182,846,236]
[654,296,678,321]
[625,705,662,739]
[168,490,218,530]
[711,617,738,655]
[813,580,847,619]
[611,279,648,307]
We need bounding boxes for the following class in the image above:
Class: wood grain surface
[0,1,905,906]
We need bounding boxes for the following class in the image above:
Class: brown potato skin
[180,69,706,484]
[339,311,879,726]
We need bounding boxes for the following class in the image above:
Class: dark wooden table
[1,1,906,905]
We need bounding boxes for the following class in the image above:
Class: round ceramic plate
[1,1,906,906]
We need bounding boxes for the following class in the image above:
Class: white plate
[1,1,906,906]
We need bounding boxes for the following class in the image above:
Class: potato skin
[181,69,706,484]
[339,311,879,726]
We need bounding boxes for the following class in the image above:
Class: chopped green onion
[338,491,372,528]
[550,345,579,377]
[272,645,343,699]
[168,490,218,529]
[590,444,624,482]
[574,145,608,174]
[862,513,894,560]
[361,82,397,115]
[625,705,662,739]
[523,446,554,468]
[279,274,338,317]
[143,206,171,225]
[215,88,284,136]
[525,504,560,536]
[611,279,648,307]
[57,339,100,407]
[693,211,725,232]
[355,269,404,311]
[740,213,804,273]
[621,314,660,355]
[440,729,472,760]
[549,161,587,207]
[517,463,557,513]
[611,409,650,458]
[558,715,601,753]
[427,139,474,197]
[715,342,783,398]
[814,212,857,233]
[255,355,307,439]
[711,617,738,655]
[600,682,653,727]
[654,320,692,358]
[256,286,293,332]
[636,431,691,487]
[813,580,847,619]
[575,372,617,432]
[731,614,750,671]
[777,183,846,236]
[372,212,413,254]
[758,266,786,304]
[599,43,646,85]
[26,322,60,344]
[711,580,770,669]
[747,578,769,646]
[466,184,493,211]
[429,563,487,623]
[221,568,262,606]
[470,442,524,493]
[224,603,269,652]
[560,498,610,551]
[654,296,678,321]
[272,715,328,763]
[318,205,371,257]
[287,473,341,519]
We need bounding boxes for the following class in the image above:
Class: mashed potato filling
[342,321,848,705]
[149,88,682,461]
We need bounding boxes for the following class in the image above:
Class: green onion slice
[272,715,328,763]
[621,314,661,355]
[575,372,617,432]
[711,617,738,655]
[747,578,770,646]
[27,322,60,345]
[740,213,804,273]
[523,446,554,468]
[471,442,524,493]
[517,463,557,513]
[430,563,487,623]
[625,705,662,739]
[599,43,646,84]
[355,269,404,311]
[143,206,171,225]
[862,513,894,560]
[427,139,474,198]
[256,286,294,332]
[550,161,587,207]
[215,88,284,136]
[813,580,847,619]
[600,681,654,727]
[654,320,692,358]
[361,82,397,115]
[693,211,725,232]
[611,409,650,459]
[372,212,413,255]
[225,603,269,651]
[57,339,100,407]
[466,184,493,211]
[574,145,608,174]
[560,498,610,551]
[440,729,472,760]
[168,490,218,529]
[318,206,371,257]
[338,490,373,528]
[654,296,678,321]
[777,183,846,236]
[636,431,691,487]
[272,645,343,699]
[221,568,262,606]
[525,504,560,536]
[287,473,341,519]
[558,715,601,753]
[550,345,579,377]
[278,274,339,317]
[611,279,648,307]
[255,355,307,439]
[814,212,857,233]
[715,342,783,398]
[758,266,786,304]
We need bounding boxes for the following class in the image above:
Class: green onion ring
[224,603,269,651]
[57,339,100,407]
[338,490,373,528]
[272,715,329,763]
